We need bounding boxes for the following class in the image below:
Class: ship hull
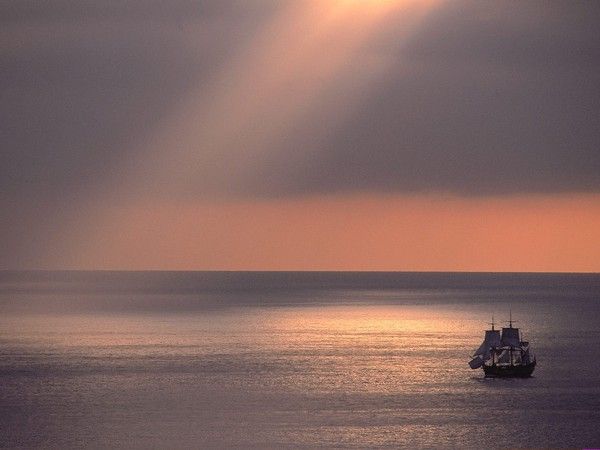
[483,361,536,378]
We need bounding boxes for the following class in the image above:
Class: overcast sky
[2,1,599,269]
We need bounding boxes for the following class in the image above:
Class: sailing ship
[469,313,536,377]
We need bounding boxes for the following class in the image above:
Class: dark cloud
[1,0,275,201]
[405,2,600,70]
[0,0,276,25]
[246,1,600,196]
[1,1,600,267]
[0,0,277,266]
[3,0,599,204]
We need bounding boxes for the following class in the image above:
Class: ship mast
[487,315,496,365]
[506,310,521,365]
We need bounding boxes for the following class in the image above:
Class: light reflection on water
[1,273,600,448]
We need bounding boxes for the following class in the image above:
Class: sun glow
[328,0,440,18]
[57,193,600,272]
[57,0,449,270]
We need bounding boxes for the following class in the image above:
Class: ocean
[1,271,599,448]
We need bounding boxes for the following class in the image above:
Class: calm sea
[1,271,599,448]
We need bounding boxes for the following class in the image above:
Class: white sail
[511,351,522,365]
[497,349,510,364]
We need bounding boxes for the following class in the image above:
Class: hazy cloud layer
[1,1,600,267]
[2,0,599,203]
[249,1,600,196]
[1,0,276,202]
[1,0,277,265]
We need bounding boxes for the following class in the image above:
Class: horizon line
[1,269,599,275]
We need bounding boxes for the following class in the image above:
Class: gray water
[1,271,599,448]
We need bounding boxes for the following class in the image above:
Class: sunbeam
[110,0,442,198]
